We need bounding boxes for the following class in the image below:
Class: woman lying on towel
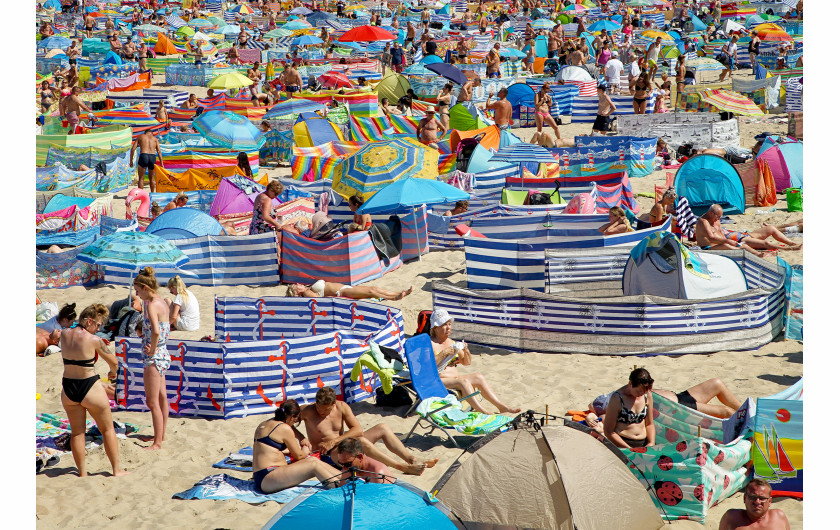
[60,304,128,476]
[285,281,413,301]
[428,309,521,416]
[252,399,341,493]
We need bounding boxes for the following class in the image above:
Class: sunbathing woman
[252,399,340,493]
[286,282,413,301]
[428,309,521,415]
[649,187,676,229]
[598,206,635,235]
[602,367,656,449]
[60,304,128,476]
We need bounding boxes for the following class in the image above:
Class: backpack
[527,192,552,205]
[374,385,413,407]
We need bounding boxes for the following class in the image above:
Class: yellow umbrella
[640,30,675,42]
[345,4,368,11]
[207,72,254,90]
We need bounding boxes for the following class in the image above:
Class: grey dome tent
[432,417,664,530]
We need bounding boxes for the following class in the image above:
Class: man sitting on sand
[335,438,395,484]
[719,478,791,530]
[301,387,438,476]
[696,205,802,256]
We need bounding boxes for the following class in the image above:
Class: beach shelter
[209,175,275,217]
[698,90,765,116]
[751,379,803,498]
[448,104,482,132]
[95,108,159,127]
[720,19,746,35]
[417,54,444,65]
[103,51,124,65]
[194,111,266,150]
[463,144,518,174]
[622,232,748,299]
[688,11,708,31]
[337,25,396,42]
[556,65,595,82]
[332,138,439,200]
[374,70,411,104]
[755,23,793,42]
[38,36,72,50]
[449,124,521,152]
[433,420,664,529]
[145,208,225,240]
[292,112,344,148]
[176,26,196,38]
[756,136,803,190]
[154,32,178,55]
[673,154,746,214]
[262,479,462,529]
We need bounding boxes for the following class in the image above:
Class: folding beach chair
[399,334,481,448]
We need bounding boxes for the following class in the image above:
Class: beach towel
[754,158,778,207]
[350,352,398,394]
[416,395,512,435]
[173,474,320,504]
[674,196,698,240]
[213,446,255,472]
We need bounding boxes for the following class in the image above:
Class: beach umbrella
[43,0,61,9]
[490,144,557,165]
[318,72,354,89]
[345,4,368,12]
[229,5,254,15]
[562,4,588,13]
[283,20,312,30]
[44,49,67,59]
[746,14,781,27]
[264,28,293,39]
[193,110,266,150]
[332,138,439,201]
[626,0,654,6]
[206,16,227,26]
[37,36,72,49]
[306,11,337,23]
[135,24,166,33]
[531,19,555,30]
[641,30,675,42]
[404,63,432,75]
[698,89,765,116]
[291,35,323,46]
[588,19,621,32]
[262,480,460,529]
[337,25,396,42]
[500,47,526,58]
[357,177,469,215]
[177,25,195,37]
[77,232,190,271]
[289,7,313,15]
[207,71,254,90]
[220,25,242,35]
[95,108,159,127]
[755,24,793,42]
[423,63,470,85]
[188,18,215,27]
[417,54,444,65]
[263,99,326,119]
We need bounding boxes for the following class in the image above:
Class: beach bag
[785,188,803,212]
[374,385,413,407]
[526,192,552,205]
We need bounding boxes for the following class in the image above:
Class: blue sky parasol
[357,177,469,215]
[193,110,266,150]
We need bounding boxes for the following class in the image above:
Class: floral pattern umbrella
[77,231,189,270]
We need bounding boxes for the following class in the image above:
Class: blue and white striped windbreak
[489,144,557,164]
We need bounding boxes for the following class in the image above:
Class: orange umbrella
[755,23,793,42]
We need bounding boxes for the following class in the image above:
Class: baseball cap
[430,309,453,329]
[611,51,618,57]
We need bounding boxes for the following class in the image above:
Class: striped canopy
[531,19,555,30]
[229,5,255,15]
[489,144,557,164]
[194,110,266,150]
[265,28,294,38]
[264,98,326,119]
[332,138,439,200]
[188,18,215,27]
[95,108,159,127]
[699,89,765,116]
[77,231,189,270]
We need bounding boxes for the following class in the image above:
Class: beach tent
[145,208,225,239]
[673,154,746,214]
[465,144,518,174]
[504,82,538,108]
[756,136,803,190]
[433,420,664,529]
[154,32,179,55]
[292,112,344,147]
[373,70,411,104]
[448,104,481,132]
[208,175,278,217]
[448,124,521,152]
[622,232,748,300]
[556,65,595,82]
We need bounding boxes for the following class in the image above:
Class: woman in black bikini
[603,367,655,449]
[252,400,340,493]
[60,304,128,477]
[632,71,651,114]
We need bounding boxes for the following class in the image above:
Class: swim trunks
[286,85,300,93]
[676,390,698,410]
[137,153,156,169]
[487,71,500,78]
[66,111,79,127]
[593,114,611,132]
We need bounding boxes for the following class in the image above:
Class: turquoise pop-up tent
[673,154,745,215]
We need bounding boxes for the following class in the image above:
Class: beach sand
[35,71,803,528]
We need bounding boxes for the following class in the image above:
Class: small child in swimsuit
[142,305,171,373]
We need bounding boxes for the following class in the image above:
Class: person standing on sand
[133,267,170,450]
[486,87,512,130]
[718,479,791,530]
[301,387,438,476]
[130,129,164,192]
[59,86,91,134]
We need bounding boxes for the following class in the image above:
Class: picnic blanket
[173,474,320,504]
[35,412,139,472]
[416,395,512,435]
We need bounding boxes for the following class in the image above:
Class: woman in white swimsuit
[286,281,413,300]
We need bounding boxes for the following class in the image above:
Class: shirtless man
[696,205,802,255]
[282,63,303,98]
[478,12,489,34]
[592,84,617,135]
[719,479,790,530]
[65,41,80,67]
[59,86,92,134]
[84,12,96,39]
[130,129,164,192]
[547,29,560,59]
[247,62,262,97]
[486,43,501,78]
[456,77,476,104]
[301,387,437,476]
[122,39,137,61]
[182,93,198,109]
[417,106,446,149]
[405,21,415,48]
[486,88,512,130]
[335,438,395,485]
[36,328,61,356]
[456,37,469,64]
[193,42,204,65]
[568,45,585,66]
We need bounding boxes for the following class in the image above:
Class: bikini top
[63,352,97,368]
[254,423,287,451]
[616,394,647,424]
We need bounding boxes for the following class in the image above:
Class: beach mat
[213,446,292,472]
[173,474,320,504]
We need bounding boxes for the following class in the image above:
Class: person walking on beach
[60,304,129,476]
[592,84,617,135]
[281,62,303,98]
[718,479,791,530]
[130,129,164,192]
[133,267,170,450]
[301,387,438,476]
[486,87,512,130]
[416,105,445,148]
[59,86,91,134]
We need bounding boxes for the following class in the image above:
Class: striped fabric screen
[103,232,281,286]
[281,230,397,286]
[571,95,655,123]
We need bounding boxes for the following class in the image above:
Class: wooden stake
[545,404,549,423]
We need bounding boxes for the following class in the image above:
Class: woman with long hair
[165,275,200,331]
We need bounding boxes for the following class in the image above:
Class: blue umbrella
[417,54,444,65]
[423,62,468,85]
[490,144,557,164]
[357,177,469,215]
[193,111,266,150]
[588,19,621,32]
[289,7,313,15]
[77,232,190,270]
[264,99,326,119]
[291,35,323,46]
[500,47,526,58]
[306,11,337,23]
[38,36,72,50]
[220,25,242,35]
[262,479,460,529]
[43,0,61,10]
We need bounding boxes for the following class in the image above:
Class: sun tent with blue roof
[292,112,344,147]
[466,144,518,175]
[103,51,124,65]
[673,154,746,215]
[145,208,225,240]
[44,195,96,214]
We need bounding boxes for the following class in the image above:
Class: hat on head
[430,309,453,329]
[426,105,436,113]
[611,50,618,57]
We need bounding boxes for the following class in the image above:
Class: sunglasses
[337,458,357,469]
[746,493,771,502]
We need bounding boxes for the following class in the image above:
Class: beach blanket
[173,474,320,504]
[213,446,255,472]
[416,395,512,435]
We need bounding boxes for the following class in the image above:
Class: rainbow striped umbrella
[332,138,439,200]
[698,89,765,116]
[229,5,254,15]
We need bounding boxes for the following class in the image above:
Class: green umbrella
[265,28,293,39]
[177,25,195,37]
